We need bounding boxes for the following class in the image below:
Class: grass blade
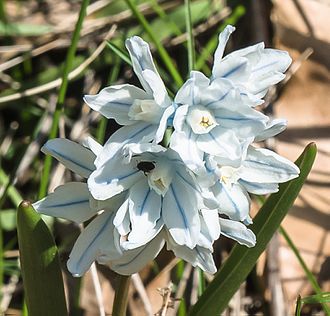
[17,201,67,315]
[280,226,330,314]
[106,41,132,66]
[189,143,317,315]
[184,0,195,73]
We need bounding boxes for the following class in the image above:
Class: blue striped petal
[42,138,95,178]
[84,84,148,125]
[67,211,122,277]
[219,218,256,247]
[33,182,96,223]
[162,178,200,249]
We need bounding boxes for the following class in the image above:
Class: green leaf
[0,209,16,231]
[17,201,68,316]
[189,143,317,316]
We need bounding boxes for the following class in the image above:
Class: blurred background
[0,0,329,315]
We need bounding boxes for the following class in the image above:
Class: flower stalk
[112,274,131,316]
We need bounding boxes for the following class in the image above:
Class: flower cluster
[33,25,299,276]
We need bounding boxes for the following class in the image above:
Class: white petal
[166,233,216,274]
[84,84,148,125]
[142,69,171,107]
[88,153,142,201]
[213,182,250,221]
[113,197,130,236]
[42,138,95,178]
[240,146,300,183]
[154,104,175,144]
[175,71,210,105]
[67,211,122,277]
[219,218,256,247]
[127,178,162,246]
[212,25,236,77]
[125,36,164,96]
[201,209,220,241]
[214,105,268,139]
[162,179,200,249]
[170,128,204,172]
[110,231,165,275]
[254,118,287,142]
[94,122,156,168]
[33,182,96,223]
[239,180,279,195]
[82,136,103,156]
[197,127,242,162]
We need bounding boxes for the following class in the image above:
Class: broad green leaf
[189,143,317,316]
[17,201,67,316]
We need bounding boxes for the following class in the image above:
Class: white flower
[84,36,174,166]
[199,146,300,222]
[170,71,269,171]
[88,142,219,249]
[212,25,292,106]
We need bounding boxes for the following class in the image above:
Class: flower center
[186,106,218,134]
[219,166,240,186]
[145,160,173,196]
[128,99,163,123]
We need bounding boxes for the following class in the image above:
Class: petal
[110,231,165,275]
[214,105,268,138]
[166,233,216,274]
[219,218,256,247]
[67,211,122,277]
[239,179,279,195]
[197,127,242,162]
[154,104,175,144]
[94,122,156,168]
[162,179,200,249]
[82,136,102,156]
[125,36,164,96]
[212,25,236,77]
[88,153,142,201]
[213,182,250,221]
[84,84,148,125]
[33,182,96,223]
[141,69,171,107]
[175,71,210,105]
[170,127,204,172]
[254,118,287,142]
[42,138,95,178]
[113,197,131,236]
[200,209,220,242]
[240,146,300,183]
[127,178,162,246]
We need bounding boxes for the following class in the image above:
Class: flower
[170,71,269,171]
[212,25,292,106]
[84,36,174,166]
[88,142,219,249]
[198,145,300,222]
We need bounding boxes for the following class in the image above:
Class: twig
[0,25,117,105]
[90,263,106,316]
[131,273,153,316]
[157,282,174,316]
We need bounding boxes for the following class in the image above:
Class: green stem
[184,0,195,73]
[38,0,90,199]
[112,274,131,316]
[279,226,330,315]
[160,127,173,148]
[125,0,183,88]
[198,268,205,296]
